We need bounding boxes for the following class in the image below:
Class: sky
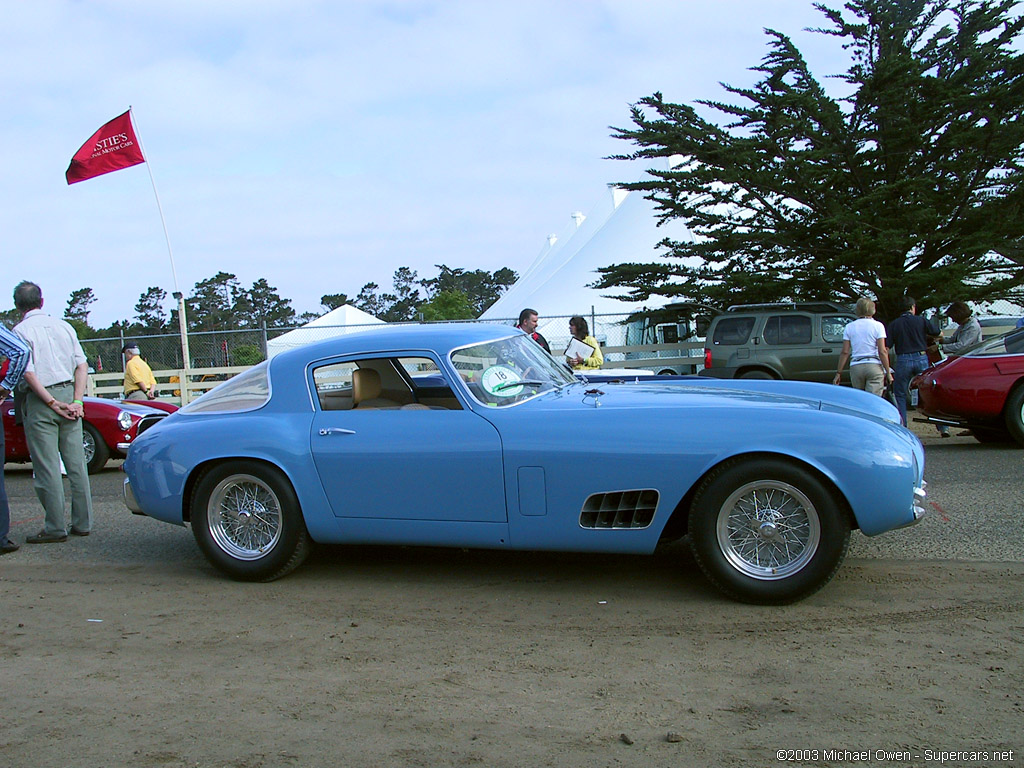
[2,1,856,328]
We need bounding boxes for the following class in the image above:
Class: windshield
[968,328,1024,357]
[450,334,576,407]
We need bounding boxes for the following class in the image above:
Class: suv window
[712,317,755,345]
[822,315,853,344]
[763,316,811,345]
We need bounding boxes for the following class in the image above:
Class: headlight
[116,411,134,431]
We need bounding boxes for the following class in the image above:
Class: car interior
[316,356,462,411]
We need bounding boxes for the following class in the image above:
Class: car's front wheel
[688,457,851,604]
[191,461,311,581]
[82,422,109,474]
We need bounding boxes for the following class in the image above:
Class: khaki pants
[23,383,93,535]
[850,363,885,397]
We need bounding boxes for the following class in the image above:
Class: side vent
[580,490,659,530]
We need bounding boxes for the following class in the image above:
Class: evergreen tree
[418,289,476,320]
[65,288,96,327]
[188,272,242,331]
[320,293,350,311]
[353,282,394,319]
[134,286,168,331]
[598,0,1024,321]
[241,278,296,328]
[420,265,517,316]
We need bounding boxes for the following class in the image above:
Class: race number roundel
[480,365,523,397]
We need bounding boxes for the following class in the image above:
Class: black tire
[190,461,311,581]
[688,457,851,604]
[739,370,775,380]
[82,421,109,474]
[1003,386,1024,447]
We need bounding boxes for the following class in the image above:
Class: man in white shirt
[13,281,92,543]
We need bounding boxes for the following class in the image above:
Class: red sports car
[3,396,177,473]
[913,328,1024,445]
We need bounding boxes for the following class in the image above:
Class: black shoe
[69,527,90,537]
[0,539,19,554]
[26,530,68,544]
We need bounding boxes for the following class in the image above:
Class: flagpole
[128,107,193,403]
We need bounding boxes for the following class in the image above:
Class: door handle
[821,348,832,353]
[319,428,356,436]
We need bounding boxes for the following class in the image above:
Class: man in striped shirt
[0,325,30,553]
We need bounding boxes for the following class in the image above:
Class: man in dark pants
[887,296,940,427]
[0,325,30,553]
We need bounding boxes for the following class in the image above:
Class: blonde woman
[833,298,891,396]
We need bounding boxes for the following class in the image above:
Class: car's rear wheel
[191,461,310,581]
[1003,386,1024,447]
[739,370,774,379]
[82,422,109,474]
[688,457,851,604]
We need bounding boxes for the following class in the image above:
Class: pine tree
[597,0,1024,321]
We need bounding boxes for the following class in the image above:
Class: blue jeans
[0,423,9,544]
[894,352,929,426]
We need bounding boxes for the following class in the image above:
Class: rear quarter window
[712,317,755,345]
[822,315,854,343]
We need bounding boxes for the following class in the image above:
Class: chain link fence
[79,311,705,375]
[79,300,1024,377]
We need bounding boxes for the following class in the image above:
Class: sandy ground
[1,421,1021,767]
[1,554,1021,768]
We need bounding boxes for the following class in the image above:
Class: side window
[763,316,811,345]
[712,317,755,345]
[313,361,358,410]
[313,357,459,411]
[822,315,853,344]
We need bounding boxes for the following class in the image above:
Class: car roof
[274,322,521,363]
[723,301,852,313]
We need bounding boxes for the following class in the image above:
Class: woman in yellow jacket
[566,315,604,370]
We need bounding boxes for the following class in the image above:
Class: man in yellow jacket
[122,342,158,400]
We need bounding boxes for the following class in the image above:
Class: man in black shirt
[887,296,939,426]
[516,308,551,354]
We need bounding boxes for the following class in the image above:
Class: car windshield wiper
[494,379,547,392]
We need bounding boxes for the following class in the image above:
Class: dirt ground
[1,549,1021,768]
[1,420,1021,767]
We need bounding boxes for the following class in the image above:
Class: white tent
[266,304,385,359]
[480,186,689,326]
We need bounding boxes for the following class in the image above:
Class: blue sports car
[123,324,926,603]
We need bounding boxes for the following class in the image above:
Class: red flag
[66,110,145,184]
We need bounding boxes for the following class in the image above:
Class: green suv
[700,302,856,382]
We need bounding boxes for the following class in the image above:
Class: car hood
[83,396,160,416]
[559,378,901,423]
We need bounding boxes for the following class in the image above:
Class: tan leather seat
[352,369,400,409]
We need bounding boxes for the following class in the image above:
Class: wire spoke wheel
[716,480,820,580]
[206,473,283,560]
[689,458,850,604]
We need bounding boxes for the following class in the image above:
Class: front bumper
[123,477,145,515]
[906,483,928,528]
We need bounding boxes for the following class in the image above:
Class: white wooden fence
[87,366,251,406]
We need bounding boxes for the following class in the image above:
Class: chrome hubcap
[717,480,820,580]
[207,474,282,560]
